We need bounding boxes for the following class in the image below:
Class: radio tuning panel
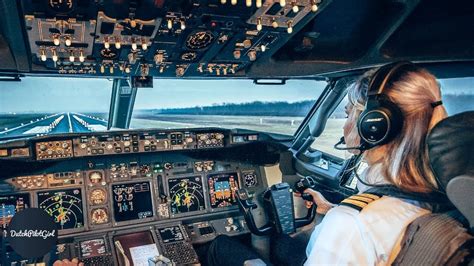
[197,133,225,149]
[36,140,73,160]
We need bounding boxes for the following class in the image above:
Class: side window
[310,77,474,159]
[310,96,349,159]
[439,77,474,115]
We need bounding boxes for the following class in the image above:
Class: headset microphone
[333,137,366,151]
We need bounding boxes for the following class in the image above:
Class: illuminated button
[77,51,84,62]
[141,39,148,50]
[311,0,318,12]
[231,0,237,5]
[287,21,293,34]
[40,50,47,62]
[256,18,262,31]
[272,19,278,28]
[53,36,60,46]
[65,37,72,47]
[52,50,58,62]
[115,38,121,49]
[292,3,299,13]
[280,0,286,7]
[256,0,262,7]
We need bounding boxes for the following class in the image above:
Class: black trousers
[207,235,307,266]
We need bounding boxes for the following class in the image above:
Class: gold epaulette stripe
[358,193,381,200]
[349,195,375,203]
[341,199,368,209]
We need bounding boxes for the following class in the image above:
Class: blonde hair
[348,66,448,193]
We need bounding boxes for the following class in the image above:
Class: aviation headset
[356,61,413,150]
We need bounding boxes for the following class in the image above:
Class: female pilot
[206,62,448,266]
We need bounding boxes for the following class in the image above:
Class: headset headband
[367,61,414,97]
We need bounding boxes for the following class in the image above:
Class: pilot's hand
[302,188,336,215]
[53,258,84,266]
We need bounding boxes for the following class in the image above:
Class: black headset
[357,61,414,150]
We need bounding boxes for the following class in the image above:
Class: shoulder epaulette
[339,193,383,212]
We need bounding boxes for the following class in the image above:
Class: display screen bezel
[36,188,86,234]
[0,193,31,230]
[157,225,185,244]
[167,175,207,217]
[79,237,109,259]
[111,181,155,226]
[206,172,240,210]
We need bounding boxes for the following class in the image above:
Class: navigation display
[168,176,205,215]
[158,226,185,243]
[37,189,84,230]
[207,173,239,209]
[80,238,107,258]
[112,182,154,222]
[0,193,30,229]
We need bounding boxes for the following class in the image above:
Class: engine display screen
[37,189,84,230]
[112,182,154,222]
[168,176,205,215]
[0,193,30,229]
[158,226,185,243]
[207,173,239,209]
[80,238,107,258]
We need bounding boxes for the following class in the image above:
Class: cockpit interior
[0,0,473,265]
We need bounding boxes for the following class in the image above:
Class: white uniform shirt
[304,196,431,265]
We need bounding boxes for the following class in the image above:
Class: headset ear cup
[358,99,403,148]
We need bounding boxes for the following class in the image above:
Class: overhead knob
[248,50,257,61]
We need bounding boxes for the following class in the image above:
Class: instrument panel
[0,128,272,265]
[3,157,263,235]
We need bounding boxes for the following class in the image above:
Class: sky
[0,76,472,113]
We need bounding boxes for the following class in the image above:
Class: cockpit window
[0,77,112,140]
[131,79,327,136]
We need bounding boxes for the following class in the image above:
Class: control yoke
[236,177,317,236]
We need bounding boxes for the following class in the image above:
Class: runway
[0,112,108,139]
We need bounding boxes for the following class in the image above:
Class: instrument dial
[243,172,258,187]
[48,0,74,13]
[89,188,107,205]
[90,208,109,225]
[186,31,214,50]
[88,171,103,184]
[100,48,118,59]
[181,52,197,61]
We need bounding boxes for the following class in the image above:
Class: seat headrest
[427,111,474,191]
